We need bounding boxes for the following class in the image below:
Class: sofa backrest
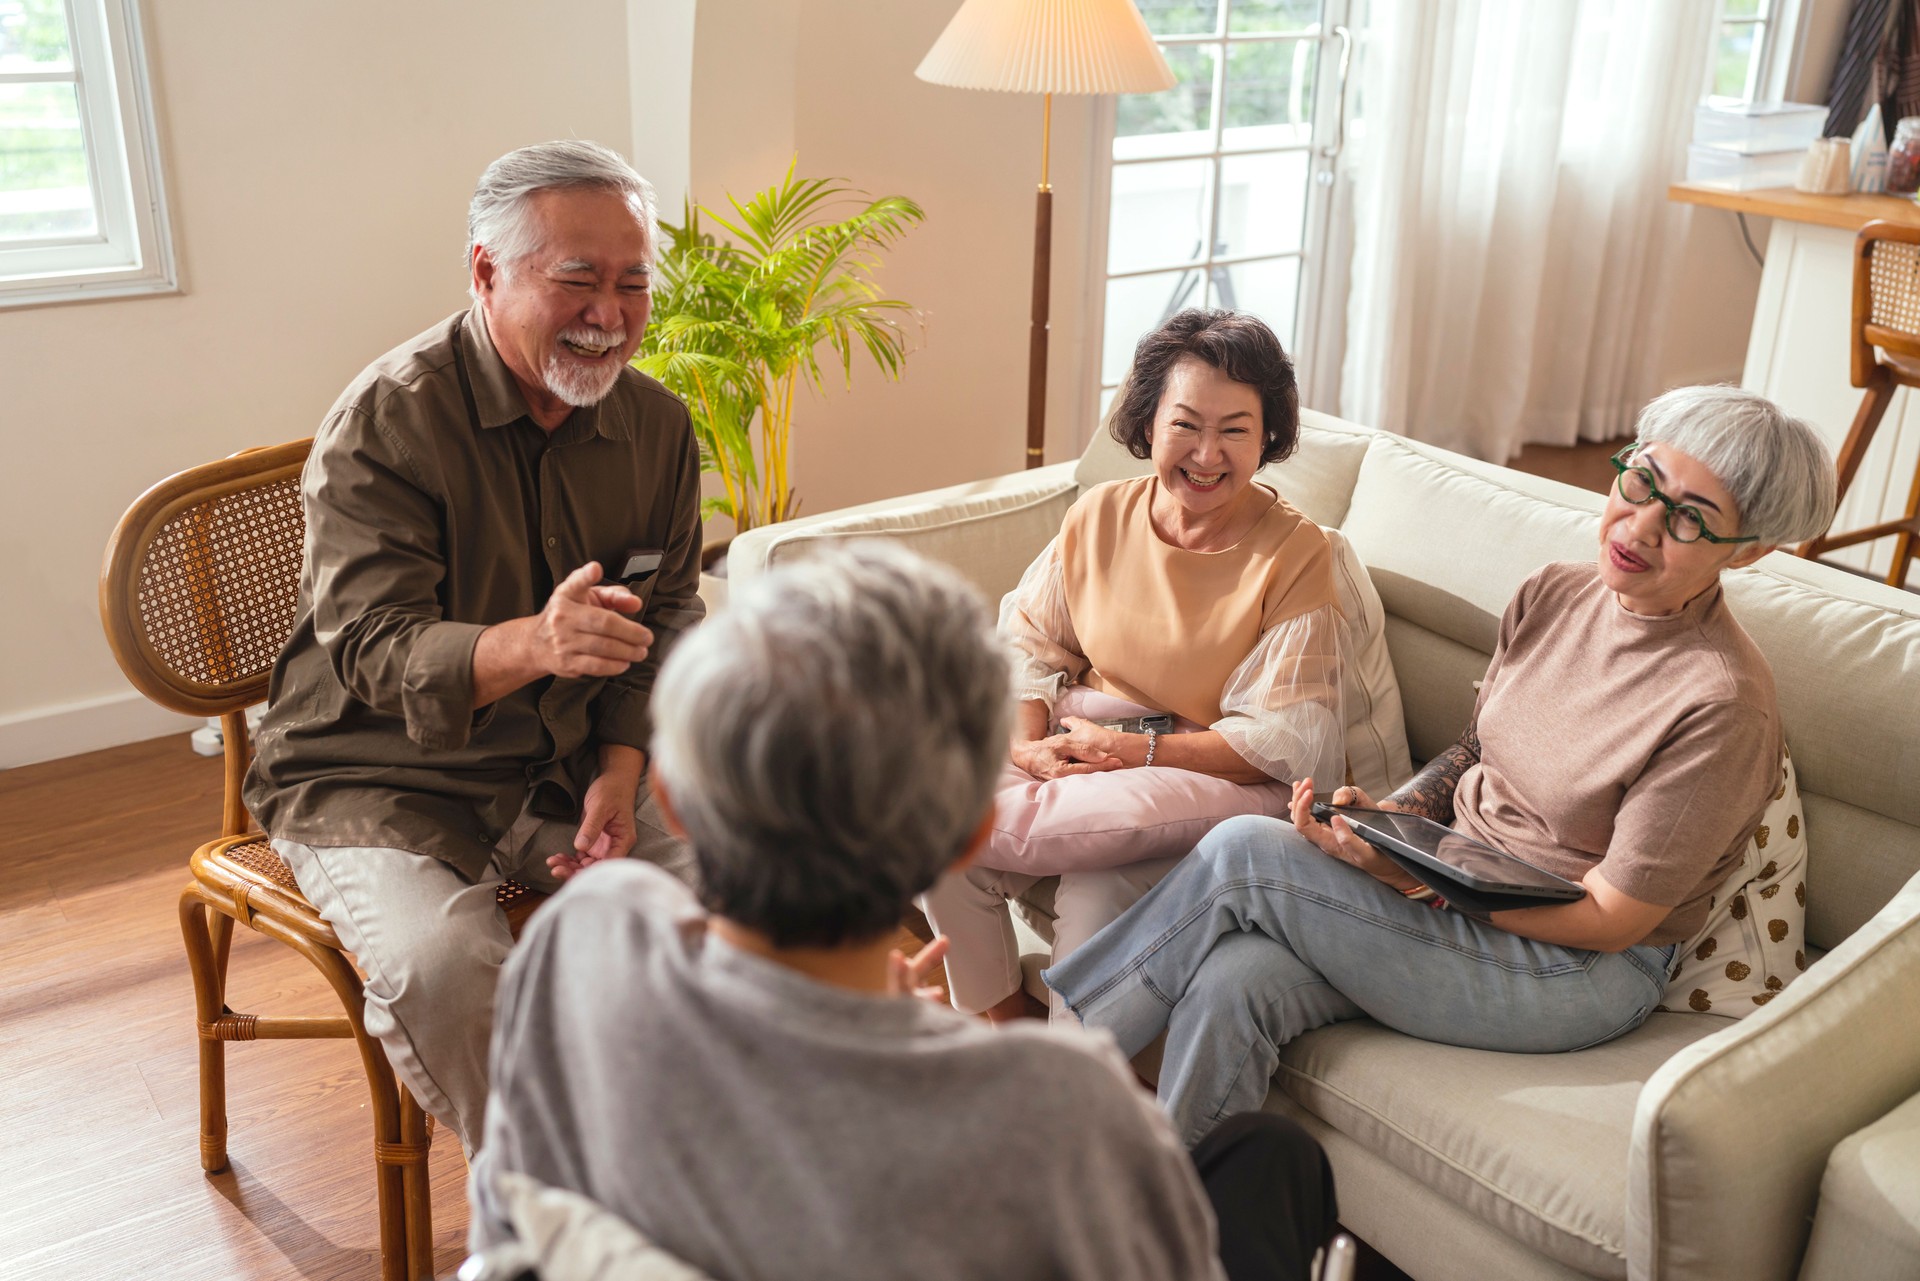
[1111,411,1920,953]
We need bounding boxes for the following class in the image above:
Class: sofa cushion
[1326,527,1414,794]
[1073,410,1375,532]
[1661,750,1809,1016]
[1338,435,1603,655]
[1274,1013,1730,1278]
[1798,1090,1920,1281]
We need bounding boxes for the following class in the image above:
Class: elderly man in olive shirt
[244,141,703,1151]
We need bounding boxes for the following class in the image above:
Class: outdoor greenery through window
[1711,0,1778,101]
[1098,0,1331,416]
[0,0,174,306]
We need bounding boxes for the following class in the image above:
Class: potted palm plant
[635,164,925,545]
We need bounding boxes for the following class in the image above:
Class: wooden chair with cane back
[99,440,546,1281]
[1797,218,1920,587]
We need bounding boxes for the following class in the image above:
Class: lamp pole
[1026,92,1053,469]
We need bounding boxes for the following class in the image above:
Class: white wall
[690,0,1100,525]
[0,0,635,765]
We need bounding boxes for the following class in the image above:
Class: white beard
[543,326,628,407]
[542,351,624,407]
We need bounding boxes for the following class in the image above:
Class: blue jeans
[1042,815,1677,1147]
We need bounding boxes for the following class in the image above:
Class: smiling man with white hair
[244,140,703,1155]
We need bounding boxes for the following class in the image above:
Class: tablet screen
[1336,808,1581,895]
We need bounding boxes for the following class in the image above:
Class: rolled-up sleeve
[591,417,706,751]
[306,408,490,752]
[998,536,1088,713]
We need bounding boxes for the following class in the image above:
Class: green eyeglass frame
[1608,446,1756,544]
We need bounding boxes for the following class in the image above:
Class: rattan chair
[100,440,544,1281]
[1798,219,1920,587]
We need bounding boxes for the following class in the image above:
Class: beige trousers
[276,793,689,1153]
[919,857,1182,1017]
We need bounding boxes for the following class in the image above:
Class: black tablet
[1313,804,1586,914]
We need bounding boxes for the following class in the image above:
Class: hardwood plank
[0,735,471,1279]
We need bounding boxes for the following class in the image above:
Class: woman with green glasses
[1041,385,1839,1147]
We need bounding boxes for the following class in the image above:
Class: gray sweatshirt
[470,860,1222,1281]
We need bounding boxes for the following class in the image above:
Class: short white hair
[466,140,657,287]
[1634,386,1838,545]
[650,543,1012,947]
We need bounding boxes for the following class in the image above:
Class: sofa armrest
[1628,869,1920,1281]
[724,463,1078,607]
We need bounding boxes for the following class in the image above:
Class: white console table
[1670,182,1920,587]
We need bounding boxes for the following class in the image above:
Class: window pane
[0,0,74,72]
[1116,43,1218,159]
[1217,151,1308,259]
[1108,158,1213,273]
[1105,269,1203,382]
[1722,0,1763,18]
[1206,257,1300,347]
[1228,0,1322,34]
[1713,22,1757,99]
[1222,37,1315,150]
[1135,0,1221,38]
[0,82,96,242]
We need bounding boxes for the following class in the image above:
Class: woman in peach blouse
[922,310,1349,1021]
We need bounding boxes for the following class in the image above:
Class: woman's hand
[1288,777,1424,893]
[1010,719,1125,780]
[887,936,952,1009]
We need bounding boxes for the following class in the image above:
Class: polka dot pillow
[1658,747,1809,1018]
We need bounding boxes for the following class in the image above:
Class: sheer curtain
[1338,1,1715,462]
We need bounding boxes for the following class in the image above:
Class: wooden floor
[0,736,472,1280]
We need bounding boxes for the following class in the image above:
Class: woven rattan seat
[1798,221,1920,587]
[100,440,548,1281]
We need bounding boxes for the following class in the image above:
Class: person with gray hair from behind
[244,140,702,1156]
[1044,385,1840,1150]
[468,543,1340,1281]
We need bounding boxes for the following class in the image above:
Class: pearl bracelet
[1144,727,1158,768]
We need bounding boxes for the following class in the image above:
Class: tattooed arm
[1377,722,1481,825]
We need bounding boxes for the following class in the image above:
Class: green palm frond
[634,164,925,532]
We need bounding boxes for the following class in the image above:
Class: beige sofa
[720,410,1920,1281]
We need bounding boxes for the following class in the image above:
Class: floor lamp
[917,0,1173,469]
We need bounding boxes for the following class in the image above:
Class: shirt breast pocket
[605,547,665,613]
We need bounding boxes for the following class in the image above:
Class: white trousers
[276,793,689,1152]
[919,857,1182,1016]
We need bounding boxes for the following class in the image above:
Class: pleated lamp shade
[916,0,1174,96]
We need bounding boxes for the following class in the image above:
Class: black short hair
[1107,309,1300,468]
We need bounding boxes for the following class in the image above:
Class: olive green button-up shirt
[244,307,705,878]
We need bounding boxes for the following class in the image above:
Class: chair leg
[288,931,413,1281]
[210,910,234,1005]
[1802,374,1896,560]
[1887,458,1920,588]
[177,886,230,1174]
[400,1088,436,1279]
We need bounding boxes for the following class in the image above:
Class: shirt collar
[461,303,632,444]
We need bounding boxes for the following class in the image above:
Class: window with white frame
[0,0,174,308]
[1092,0,1353,425]
[1710,0,1795,102]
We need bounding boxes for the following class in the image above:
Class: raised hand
[531,561,653,679]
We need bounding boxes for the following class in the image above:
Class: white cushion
[1325,527,1413,795]
[1661,749,1810,1017]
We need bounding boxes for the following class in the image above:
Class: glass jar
[1887,117,1920,194]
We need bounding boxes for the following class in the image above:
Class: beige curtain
[1338,0,1716,462]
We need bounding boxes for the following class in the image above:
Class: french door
[1085,0,1360,442]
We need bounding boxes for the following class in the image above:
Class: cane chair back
[100,440,540,1281]
[1799,221,1920,588]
